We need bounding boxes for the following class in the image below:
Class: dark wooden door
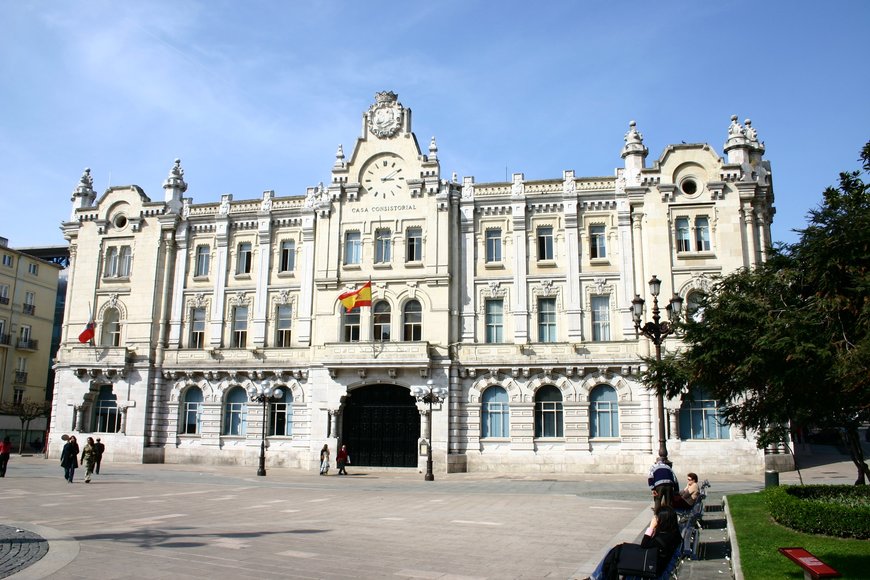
[342,385,420,467]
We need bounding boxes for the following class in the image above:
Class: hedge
[765,485,870,539]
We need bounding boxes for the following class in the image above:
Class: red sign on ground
[778,547,841,578]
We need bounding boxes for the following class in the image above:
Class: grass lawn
[727,492,869,579]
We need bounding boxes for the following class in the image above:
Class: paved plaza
[0,453,858,579]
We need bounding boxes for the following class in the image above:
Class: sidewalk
[678,449,863,580]
[0,450,863,579]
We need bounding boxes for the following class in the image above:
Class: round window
[681,179,698,196]
[113,214,128,229]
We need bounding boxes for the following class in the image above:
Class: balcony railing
[13,371,27,384]
[0,333,9,346]
[23,303,36,315]
[17,339,38,351]
[0,296,9,305]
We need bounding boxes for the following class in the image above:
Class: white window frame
[375,228,392,264]
[279,240,296,272]
[406,227,423,263]
[589,224,607,259]
[485,228,502,263]
[232,306,248,348]
[190,308,206,348]
[537,226,554,261]
[237,242,252,275]
[591,295,610,341]
[194,245,210,277]
[344,231,362,265]
[276,304,292,347]
[485,299,504,344]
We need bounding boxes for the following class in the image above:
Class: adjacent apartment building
[0,237,60,444]
[50,93,775,475]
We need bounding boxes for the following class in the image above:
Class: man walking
[94,438,105,474]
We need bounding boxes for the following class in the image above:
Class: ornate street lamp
[631,275,683,465]
[247,382,284,477]
[411,379,448,481]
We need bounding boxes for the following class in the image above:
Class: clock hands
[381,169,402,182]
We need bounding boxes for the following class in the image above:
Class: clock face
[362,154,407,198]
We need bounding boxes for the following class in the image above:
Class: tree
[0,399,51,453]
[648,140,870,484]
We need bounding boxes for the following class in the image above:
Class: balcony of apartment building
[0,333,10,347]
[16,338,38,351]
[0,296,8,305]
[13,371,28,384]
[22,303,36,315]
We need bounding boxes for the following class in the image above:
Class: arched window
[686,291,705,322]
[679,389,730,440]
[590,385,619,438]
[182,387,203,435]
[269,388,293,437]
[481,386,509,438]
[94,385,121,433]
[223,387,248,436]
[373,301,391,341]
[403,300,422,341]
[534,385,563,438]
[101,308,121,347]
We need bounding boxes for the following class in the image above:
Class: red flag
[338,281,372,312]
[78,319,95,344]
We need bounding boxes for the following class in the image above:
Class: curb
[723,495,743,580]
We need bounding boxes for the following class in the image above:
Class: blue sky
[1,1,867,248]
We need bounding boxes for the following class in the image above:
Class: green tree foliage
[648,140,870,483]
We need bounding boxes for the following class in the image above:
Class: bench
[675,478,710,560]
[779,547,841,580]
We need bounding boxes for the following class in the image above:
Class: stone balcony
[453,341,643,375]
[60,345,134,378]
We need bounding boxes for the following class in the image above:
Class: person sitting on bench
[585,506,681,580]
[671,472,701,510]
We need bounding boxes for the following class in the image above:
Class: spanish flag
[338,281,372,312]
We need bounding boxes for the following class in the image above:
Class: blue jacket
[647,461,677,489]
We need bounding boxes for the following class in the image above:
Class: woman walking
[60,435,80,483]
[319,444,330,475]
[80,437,97,483]
[0,436,12,477]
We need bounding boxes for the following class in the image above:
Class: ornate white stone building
[51,93,775,475]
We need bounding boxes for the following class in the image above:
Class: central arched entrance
[342,384,419,467]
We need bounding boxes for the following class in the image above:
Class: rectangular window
[118,246,132,277]
[19,325,31,343]
[23,291,35,315]
[28,262,38,275]
[183,401,202,434]
[276,304,292,347]
[695,217,711,251]
[589,225,607,259]
[375,229,392,263]
[680,399,730,440]
[270,401,291,436]
[344,232,361,265]
[279,240,296,272]
[406,227,423,262]
[237,242,252,274]
[675,218,691,252]
[232,306,248,348]
[195,245,210,277]
[485,299,504,343]
[0,319,6,344]
[538,297,557,343]
[190,308,206,348]
[1,255,11,267]
[343,309,361,342]
[0,284,8,305]
[485,229,502,263]
[104,247,118,277]
[13,389,24,405]
[591,295,610,341]
[537,226,554,261]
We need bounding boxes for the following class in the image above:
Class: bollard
[765,470,780,487]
